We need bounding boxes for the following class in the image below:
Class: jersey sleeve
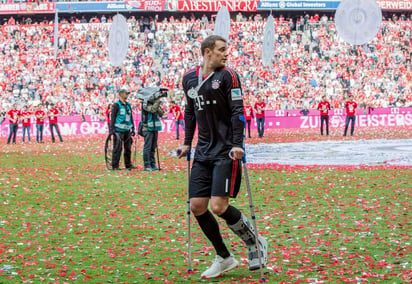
[182,75,196,147]
[223,68,244,148]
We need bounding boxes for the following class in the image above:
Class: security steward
[109,87,135,170]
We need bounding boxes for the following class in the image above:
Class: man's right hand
[176,145,190,159]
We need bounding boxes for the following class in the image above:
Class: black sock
[219,205,242,225]
[195,210,230,258]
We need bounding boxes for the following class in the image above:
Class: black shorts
[189,159,242,198]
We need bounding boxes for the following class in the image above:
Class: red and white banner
[0,2,55,15]
[376,0,412,10]
[1,113,411,137]
[1,108,412,137]
[265,108,412,129]
[168,0,259,12]
[156,20,265,31]
[126,0,166,11]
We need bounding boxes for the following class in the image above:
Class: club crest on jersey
[231,88,242,101]
[211,80,220,90]
[187,87,198,99]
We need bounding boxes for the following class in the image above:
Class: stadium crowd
[0,11,411,117]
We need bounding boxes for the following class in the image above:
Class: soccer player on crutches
[177,35,267,280]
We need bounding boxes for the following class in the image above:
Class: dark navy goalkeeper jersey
[182,66,245,161]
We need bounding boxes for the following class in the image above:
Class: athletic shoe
[201,254,238,279]
[144,167,159,171]
[248,235,268,271]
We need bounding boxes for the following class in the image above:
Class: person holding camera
[109,87,135,170]
[141,94,165,171]
[0,108,6,125]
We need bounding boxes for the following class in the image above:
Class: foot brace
[228,213,267,270]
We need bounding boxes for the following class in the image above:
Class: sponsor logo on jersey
[231,88,242,101]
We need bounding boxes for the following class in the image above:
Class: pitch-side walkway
[246,139,412,166]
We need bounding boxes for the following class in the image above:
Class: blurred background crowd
[0,8,411,117]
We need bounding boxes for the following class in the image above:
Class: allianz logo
[107,3,132,9]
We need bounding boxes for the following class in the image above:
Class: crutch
[242,156,266,282]
[185,148,192,272]
[177,147,192,272]
[230,149,266,282]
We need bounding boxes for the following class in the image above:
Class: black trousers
[36,124,44,142]
[246,119,252,138]
[344,116,356,136]
[143,130,158,169]
[7,124,18,144]
[256,117,265,137]
[50,123,63,142]
[111,131,132,169]
[320,115,329,135]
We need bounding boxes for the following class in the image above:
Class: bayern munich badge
[212,80,220,89]
[187,87,198,99]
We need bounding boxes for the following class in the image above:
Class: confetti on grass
[0,127,411,283]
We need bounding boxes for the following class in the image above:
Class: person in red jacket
[317,95,331,136]
[35,104,46,143]
[243,99,254,138]
[105,103,112,130]
[343,95,358,136]
[169,100,184,140]
[254,96,266,138]
[48,103,63,143]
[6,103,20,144]
[20,105,33,143]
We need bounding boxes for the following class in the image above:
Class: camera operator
[141,94,165,171]
[0,109,6,125]
[109,87,135,170]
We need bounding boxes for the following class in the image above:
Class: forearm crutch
[178,147,192,272]
[230,150,266,282]
[186,148,192,272]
